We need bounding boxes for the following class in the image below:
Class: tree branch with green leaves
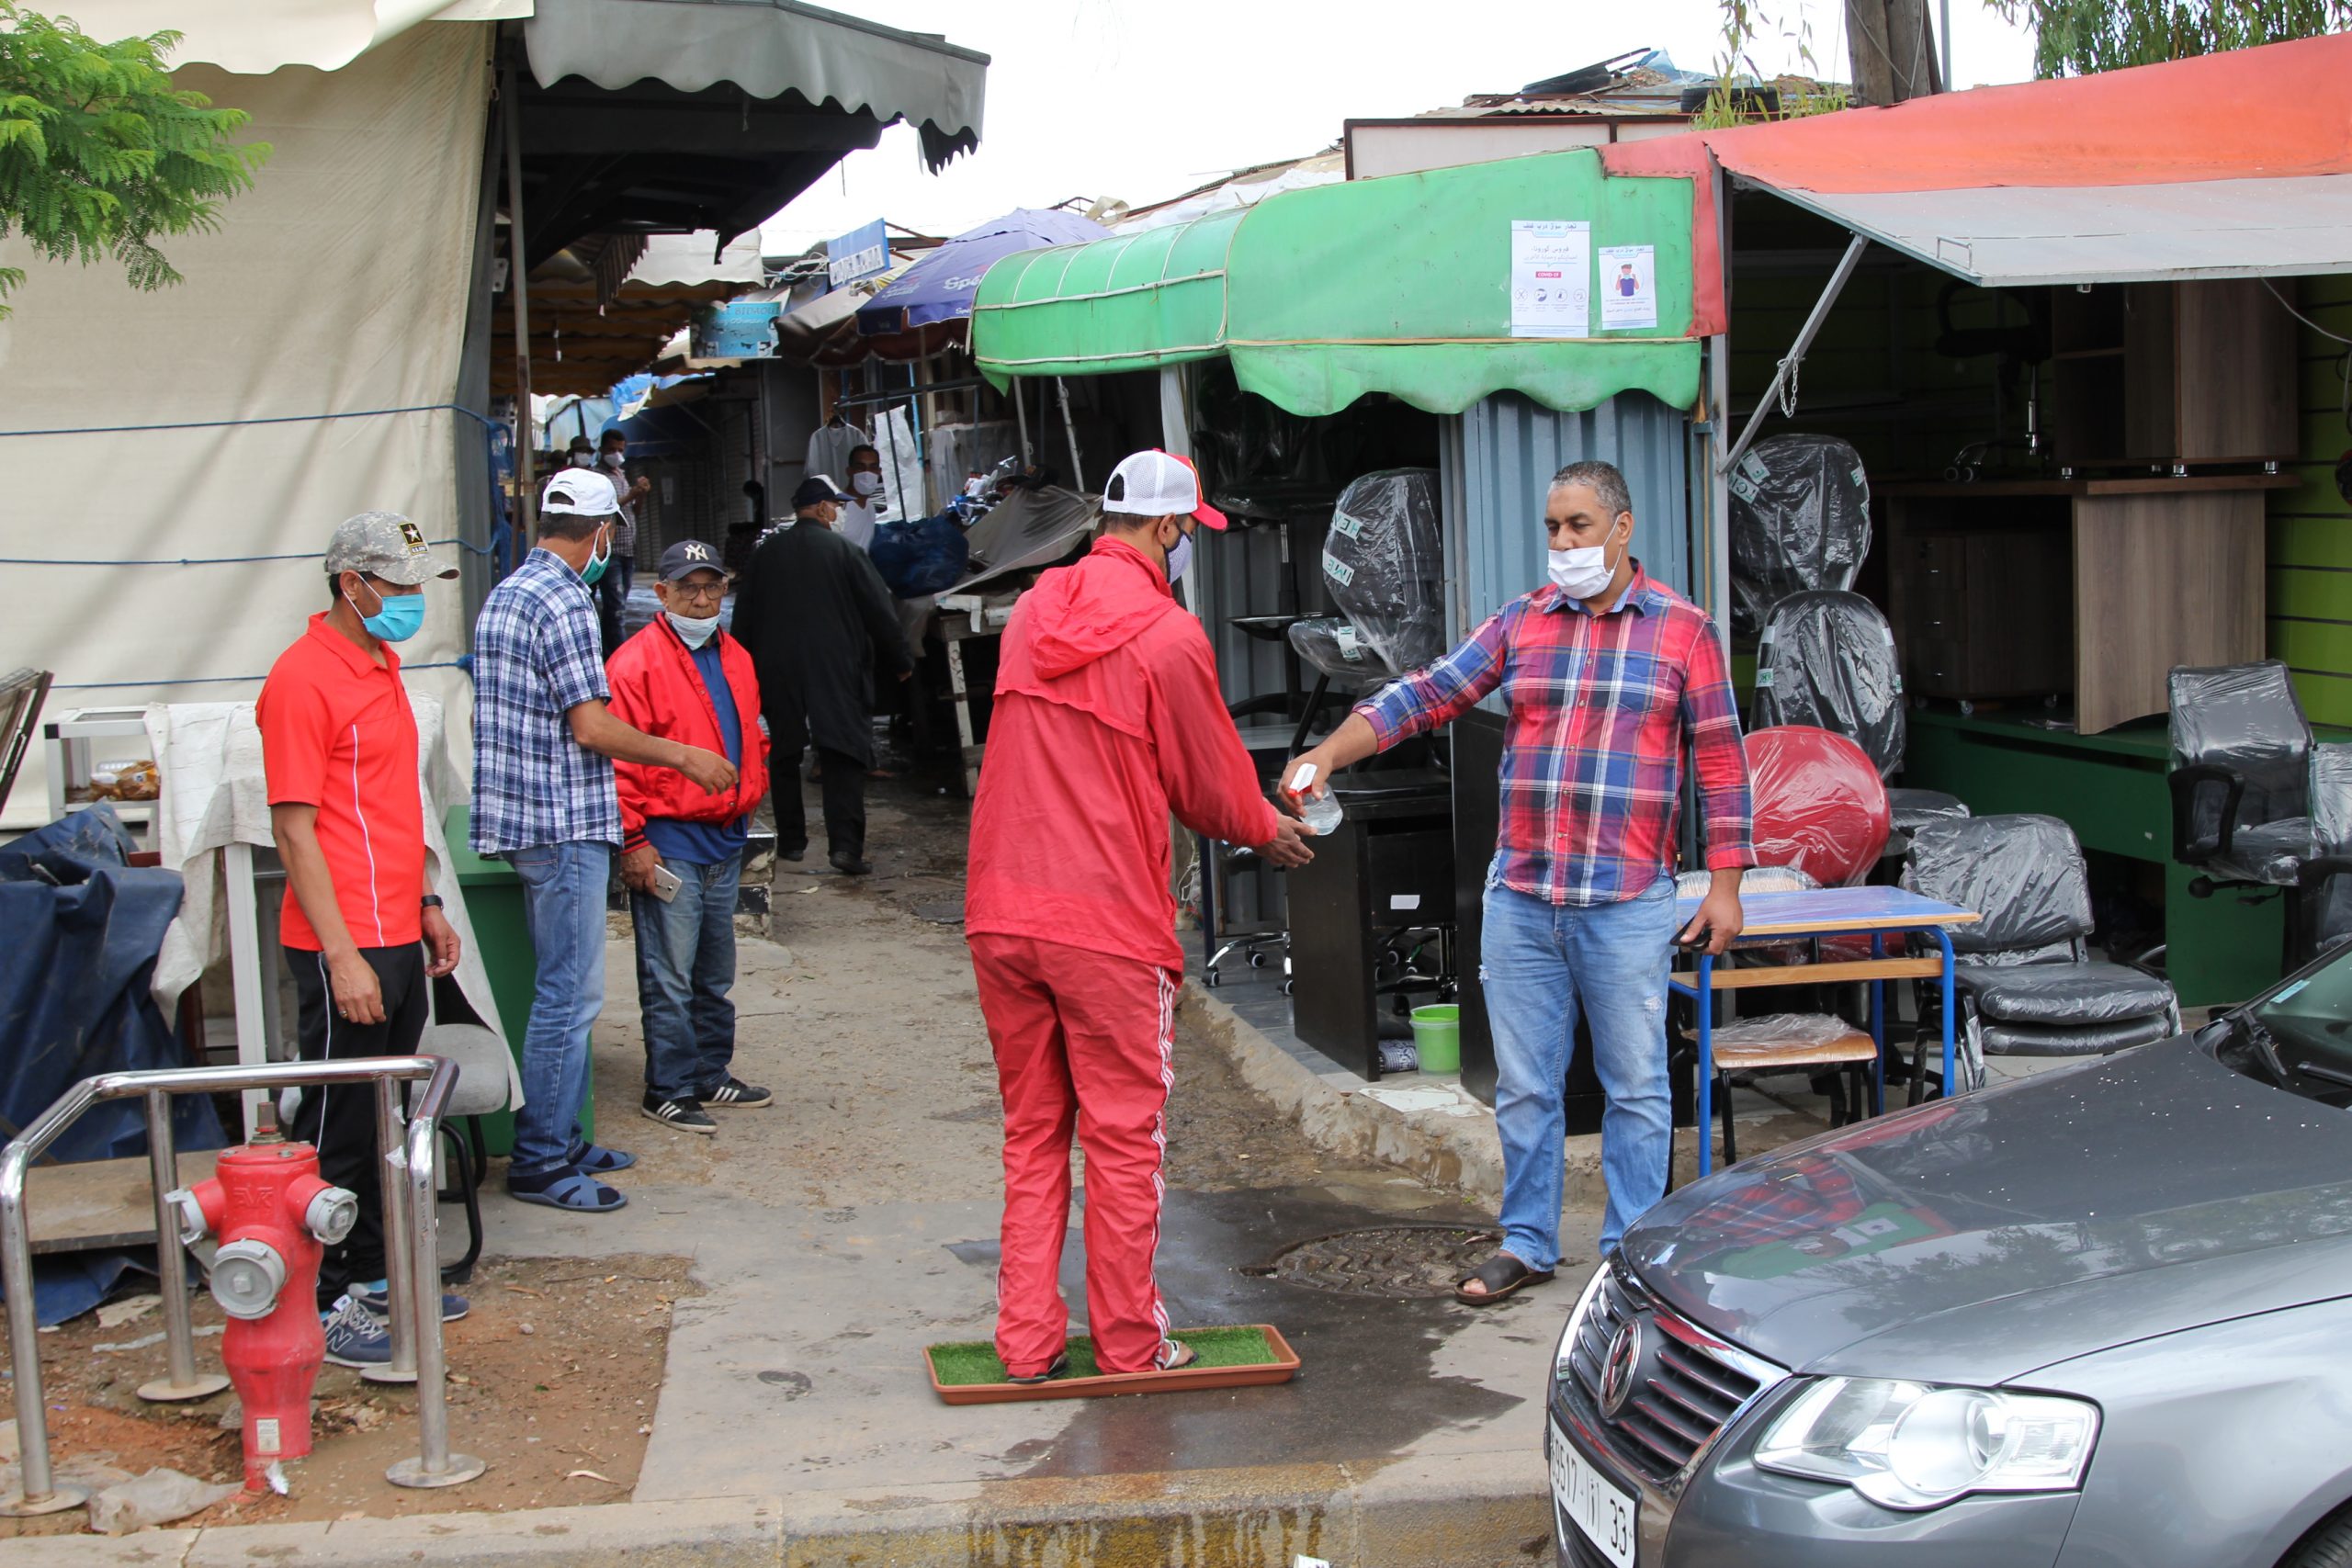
[0,3,269,319]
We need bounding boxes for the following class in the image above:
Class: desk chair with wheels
[2168,660,2316,895]
[1903,813,2181,1095]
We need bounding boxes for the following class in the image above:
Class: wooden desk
[1670,887,1980,1176]
[1882,474,2290,735]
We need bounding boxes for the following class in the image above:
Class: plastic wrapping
[1673,865,1821,898]
[2168,660,2313,882]
[1956,962,2176,1025]
[2312,742,2352,953]
[944,485,1097,594]
[1287,615,1396,691]
[869,511,971,599]
[1886,788,1969,836]
[926,420,1021,511]
[1745,727,1891,887]
[1903,814,2091,958]
[1977,1013,2176,1059]
[1752,591,1904,777]
[1708,1012,1878,1067]
[1320,468,1445,676]
[1727,434,1872,637]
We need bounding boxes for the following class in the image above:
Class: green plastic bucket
[1409,1004,1461,1073]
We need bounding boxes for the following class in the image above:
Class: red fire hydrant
[167,1113,360,1493]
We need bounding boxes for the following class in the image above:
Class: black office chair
[1903,814,2182,1094]
[1751,592,1965,854]
[2302,743,2352,956]
[2168,661,2316,894]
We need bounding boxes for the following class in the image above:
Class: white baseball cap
[1101,449,1227,530]
[541,468,619,517]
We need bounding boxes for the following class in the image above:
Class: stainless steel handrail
[0,1056,484,1514]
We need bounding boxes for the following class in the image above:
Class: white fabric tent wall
[0,25,492,827]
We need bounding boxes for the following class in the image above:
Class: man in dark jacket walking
[730,474,914,875]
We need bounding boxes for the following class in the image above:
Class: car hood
[1625,1038,2352,1385]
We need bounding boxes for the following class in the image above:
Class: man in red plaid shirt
[1286,459,1753,1303]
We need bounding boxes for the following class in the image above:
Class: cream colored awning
[62,1,525,76]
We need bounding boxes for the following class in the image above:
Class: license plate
[1551,1421,1638,1567]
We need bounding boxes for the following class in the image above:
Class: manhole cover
[1247,1225,1502,1300]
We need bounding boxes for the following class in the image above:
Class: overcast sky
[760,0,2040,252]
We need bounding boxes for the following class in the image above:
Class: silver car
[1547,945,2352,1567]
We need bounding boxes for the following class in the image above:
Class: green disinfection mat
[925,1324,1300,1404]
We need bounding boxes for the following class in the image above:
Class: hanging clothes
[805,415,870,490]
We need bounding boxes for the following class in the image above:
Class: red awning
[1606,33,2352,328]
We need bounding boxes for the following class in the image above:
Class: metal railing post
[364,1077,419,1386]
[2,1058,485,1511]
[137,1089,231,1404]
[387,1058,485,1488]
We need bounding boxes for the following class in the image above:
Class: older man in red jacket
[609,540,773,1136]
[966,450,1317,1382]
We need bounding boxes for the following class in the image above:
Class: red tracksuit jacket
[965,536,1281,971]
[606,616,772,854]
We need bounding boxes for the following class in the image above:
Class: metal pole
[366,1077,419,1385]
[1717,233,1870,479]
[1055,378,1085,492]
[503,58,537,540]
[138,1089,229,1404]
[1940,0,1953,89]
[1012,376,1031,464]
[388,1060,486,1489]
[1,1078,101,1515]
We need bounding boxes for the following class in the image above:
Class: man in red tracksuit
[966,449,1317,1381]
[608,540,774,1136]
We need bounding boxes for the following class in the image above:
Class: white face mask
[1547,526,1623,600]
[665,609,719,649]
[851,471,884,498]
[1164,526,1194,584]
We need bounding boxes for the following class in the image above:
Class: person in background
[835,443,889,552]
[257,511,465,1367]
[608,539,773,1135]
[1283,457,1752,1304]
[472,468,738,1213]
[965,449,1317,1382]
[564,435,595,469]
[729,474,913,877]
[595,429,650,656]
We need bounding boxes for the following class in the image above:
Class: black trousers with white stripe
[288,943,428,1306]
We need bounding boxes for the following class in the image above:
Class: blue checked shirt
[470,548,619,853]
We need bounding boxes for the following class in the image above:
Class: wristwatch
[420,895,445,909]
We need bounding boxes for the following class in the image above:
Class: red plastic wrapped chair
[1746,726,1892,889]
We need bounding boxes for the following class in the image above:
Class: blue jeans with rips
[507,840,613,1177]
[630,850,742,1102]
[1480,868,1677,1265]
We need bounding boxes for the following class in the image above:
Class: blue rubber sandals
[506,1165,627,1213]
[567,1142,637,1174]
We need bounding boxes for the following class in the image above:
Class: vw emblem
[1599,1320,1644,1419]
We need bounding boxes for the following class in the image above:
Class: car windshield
[2214,948,2352,1109]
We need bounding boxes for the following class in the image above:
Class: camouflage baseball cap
[323,511,457,586]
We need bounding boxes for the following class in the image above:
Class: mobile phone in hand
[650,863,684,904]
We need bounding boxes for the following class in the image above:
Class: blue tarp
[1,806,226,1324]
[854,209,1110,336]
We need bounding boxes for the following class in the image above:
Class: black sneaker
[640,1092,716,1134]
[780,846,806,863]
[702,1077,772,1109]
[829,849,872,876]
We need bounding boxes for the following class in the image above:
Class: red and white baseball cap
[1101,449,1227,530]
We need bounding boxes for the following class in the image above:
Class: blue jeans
[508,840,613,1176]
[1481,870,1676,1264]
[631,851,741,1101]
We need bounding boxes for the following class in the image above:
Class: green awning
[973,148,1700,417]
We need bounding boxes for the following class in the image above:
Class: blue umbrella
[854,208,1110,337]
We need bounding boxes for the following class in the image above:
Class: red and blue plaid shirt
[1356,563,1754,907]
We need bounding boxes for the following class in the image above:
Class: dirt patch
[0,1252,695,1536]
[1164,1016,1351,1193]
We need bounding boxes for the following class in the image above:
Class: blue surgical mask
[1165,528,1194,584]
[580,526,612,586]
[350,581,425,643]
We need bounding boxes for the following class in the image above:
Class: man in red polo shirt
[257,512,464,1369]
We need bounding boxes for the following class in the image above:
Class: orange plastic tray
[925,1324,1301,1404]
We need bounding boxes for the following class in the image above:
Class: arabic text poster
[1598,244,1657,331]
[1510,220,1590,339]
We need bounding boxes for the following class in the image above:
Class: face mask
[349,580,425,643]
[1547,528,1621,600]
[601,451,624,469]
[580,526,612,585]
[666,609,719,649]
[1164,527,1194,584]
[569,450,593,468]
[851,471,884,498]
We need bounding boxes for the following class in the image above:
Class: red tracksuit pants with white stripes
[969,932,1181,1377]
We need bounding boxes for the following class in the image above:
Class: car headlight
[1754,1377,2098,1511]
